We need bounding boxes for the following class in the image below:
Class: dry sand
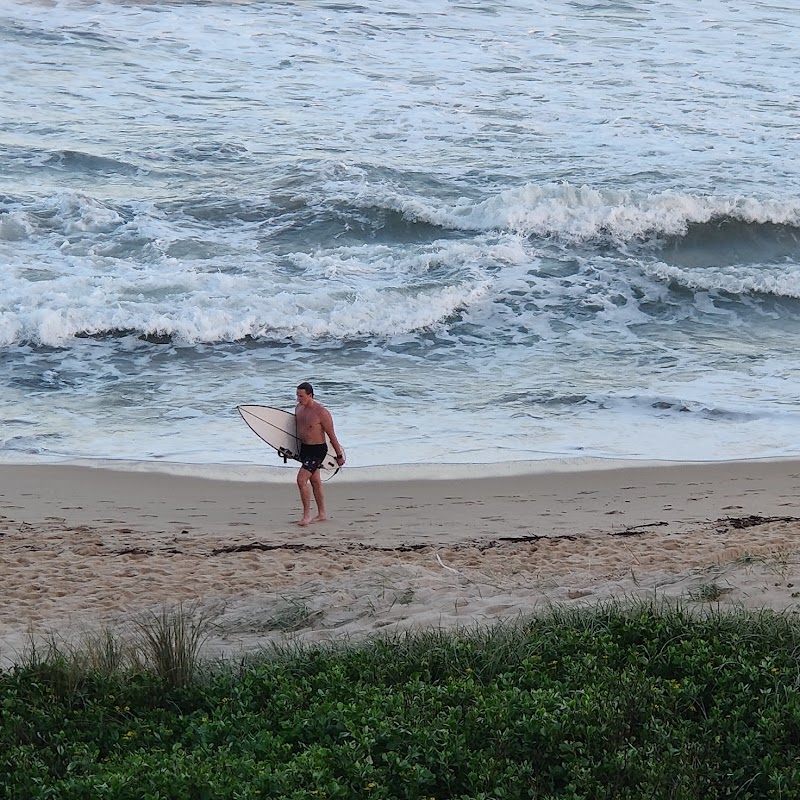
[1,459,799,665]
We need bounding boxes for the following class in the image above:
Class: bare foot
[296,517,312,527]
[310,514,327,523]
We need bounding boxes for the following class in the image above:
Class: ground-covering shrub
[2,601,800,799]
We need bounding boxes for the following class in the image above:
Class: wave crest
[369,182,800,242]
[646,262,800,299]
[0,280,492,347]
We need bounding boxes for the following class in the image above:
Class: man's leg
[309,470,327,523]
[296,468,313,526]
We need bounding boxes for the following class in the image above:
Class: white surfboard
[237,405,339,472]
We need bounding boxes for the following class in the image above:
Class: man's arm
[320,408,345,464]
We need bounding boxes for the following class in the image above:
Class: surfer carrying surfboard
[295,382,345,526]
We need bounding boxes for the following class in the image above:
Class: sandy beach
[1,459,799,665]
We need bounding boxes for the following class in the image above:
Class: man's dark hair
[297,381,314,396]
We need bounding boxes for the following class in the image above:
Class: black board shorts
[300,442,328,474]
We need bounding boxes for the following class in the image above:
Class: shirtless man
[294,382,345,526]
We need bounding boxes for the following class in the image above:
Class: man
[294,382,345,526]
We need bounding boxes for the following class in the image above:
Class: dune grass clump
[130,602,214,688]
[14,602,213,690]
[2,601,800,799]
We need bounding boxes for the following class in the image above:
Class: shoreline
[1,458,799,666]
[3,451,800,482]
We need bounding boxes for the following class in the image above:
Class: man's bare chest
[296,408,322,432]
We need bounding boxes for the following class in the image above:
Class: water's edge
[3,453,799,484]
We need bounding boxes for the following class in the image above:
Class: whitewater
[1,0,799,471]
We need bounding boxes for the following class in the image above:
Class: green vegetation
[2,602,800,799]
[686,582,733,603]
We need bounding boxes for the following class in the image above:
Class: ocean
[2,0,799,473]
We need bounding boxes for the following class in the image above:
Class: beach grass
[2,601,800,799]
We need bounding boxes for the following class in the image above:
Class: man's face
[296,389,313,406]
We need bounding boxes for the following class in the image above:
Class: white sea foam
[3,231,500,345]
[0,212,34,242]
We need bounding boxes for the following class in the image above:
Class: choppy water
[2,0,800,470]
